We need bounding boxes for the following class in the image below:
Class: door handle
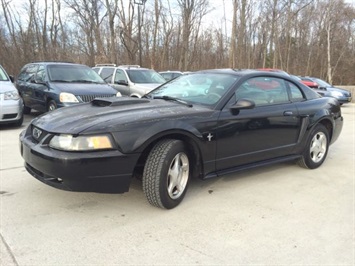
[283,111,293,116]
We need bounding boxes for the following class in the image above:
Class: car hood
[326,87,349,93]
[49,82,117,94]
[32,97,211,134]
[0,81,17,92]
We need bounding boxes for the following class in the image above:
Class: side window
[17,64,38,82]
[114,69,127,83]
[160,73,171,80]
[35,65,46,82]
[100,67,114,83]
[235,77,289,106]
[288,82,305,101]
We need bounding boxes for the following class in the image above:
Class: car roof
[195,68,283,76]
[94,64,153,71]
[27,61,85,66]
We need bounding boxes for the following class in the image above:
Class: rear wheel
[298,124,329,169]
[142,139,190,209]
[47,100,57,112]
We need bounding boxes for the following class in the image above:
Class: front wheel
[47,100,57,112]
[142,139,190,209]
[298,124,329,169]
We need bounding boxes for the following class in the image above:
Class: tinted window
[17,64,38,82]
[47,64,105,83]
[236,77,289,106]
[35,65,46,82]
[160,73,173,81]
[148,73,239,106]
[114,69,127,83]
[126,69,166,84]
[0,66,9,81]
[289,82,305,101]
[100,67,115,83]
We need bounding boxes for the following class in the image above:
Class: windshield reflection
[48,65,105,83]
[147,73,239,106]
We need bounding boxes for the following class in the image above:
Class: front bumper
[337,96,352,104]
[0,98,23,123]
[19,129,141,193]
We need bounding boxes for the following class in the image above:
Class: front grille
[31,125,49,143]
[77,94,116,103]
[2,113,17,119]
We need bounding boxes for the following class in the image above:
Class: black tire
[298,124,329,169]
[47,100,57,112]
[142,139,190,209]
[23,105,31,114]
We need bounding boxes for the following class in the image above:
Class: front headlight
[4,91,20,100]
[330,91,343,97]
[116,92,122,97]
[49,134,114,151]
[59,92,79,103]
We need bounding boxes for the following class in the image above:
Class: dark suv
[16,62,121,113]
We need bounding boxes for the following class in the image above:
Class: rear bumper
[330,115,343,145]
[20,130,141,193]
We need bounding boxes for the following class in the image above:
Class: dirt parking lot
[1,104,354,265]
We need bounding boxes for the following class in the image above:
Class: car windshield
[147,73,239,106]
[48,65,105,83]
[313,78,331,87]
[0,66,9,81]
[126,69,166,84]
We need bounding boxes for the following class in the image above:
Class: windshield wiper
[153,95,193,107]
[70,80,102,84]
[50,80,71,83]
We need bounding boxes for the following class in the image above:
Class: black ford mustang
[20,69,343,209]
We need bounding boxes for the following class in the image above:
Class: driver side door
[215,76,302,170]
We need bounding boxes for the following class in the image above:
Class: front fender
[112,120,204,153]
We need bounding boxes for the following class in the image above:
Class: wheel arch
[133,132,204,181]
[318,118,333,141]
[310,117,333,143]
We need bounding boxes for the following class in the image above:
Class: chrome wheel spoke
[167,153,189,199]
[310,132,327,163]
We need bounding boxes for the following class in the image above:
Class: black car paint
[20,70,343,194]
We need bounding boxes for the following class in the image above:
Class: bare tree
[176,0,210,71]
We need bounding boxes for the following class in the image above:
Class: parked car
[308,77,352,105]
[0,65,23,126]
[159,71,183,81]
[20,69,343,209]
[299,77,319,88]
[16,62,121,113]
[93,64,166,97]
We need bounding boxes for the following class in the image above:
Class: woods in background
[1,0,354,84]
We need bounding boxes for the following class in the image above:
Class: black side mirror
[231,99,255,109]
[230,99,255,115]
[9,75,14,83]
[115,80,128,86]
